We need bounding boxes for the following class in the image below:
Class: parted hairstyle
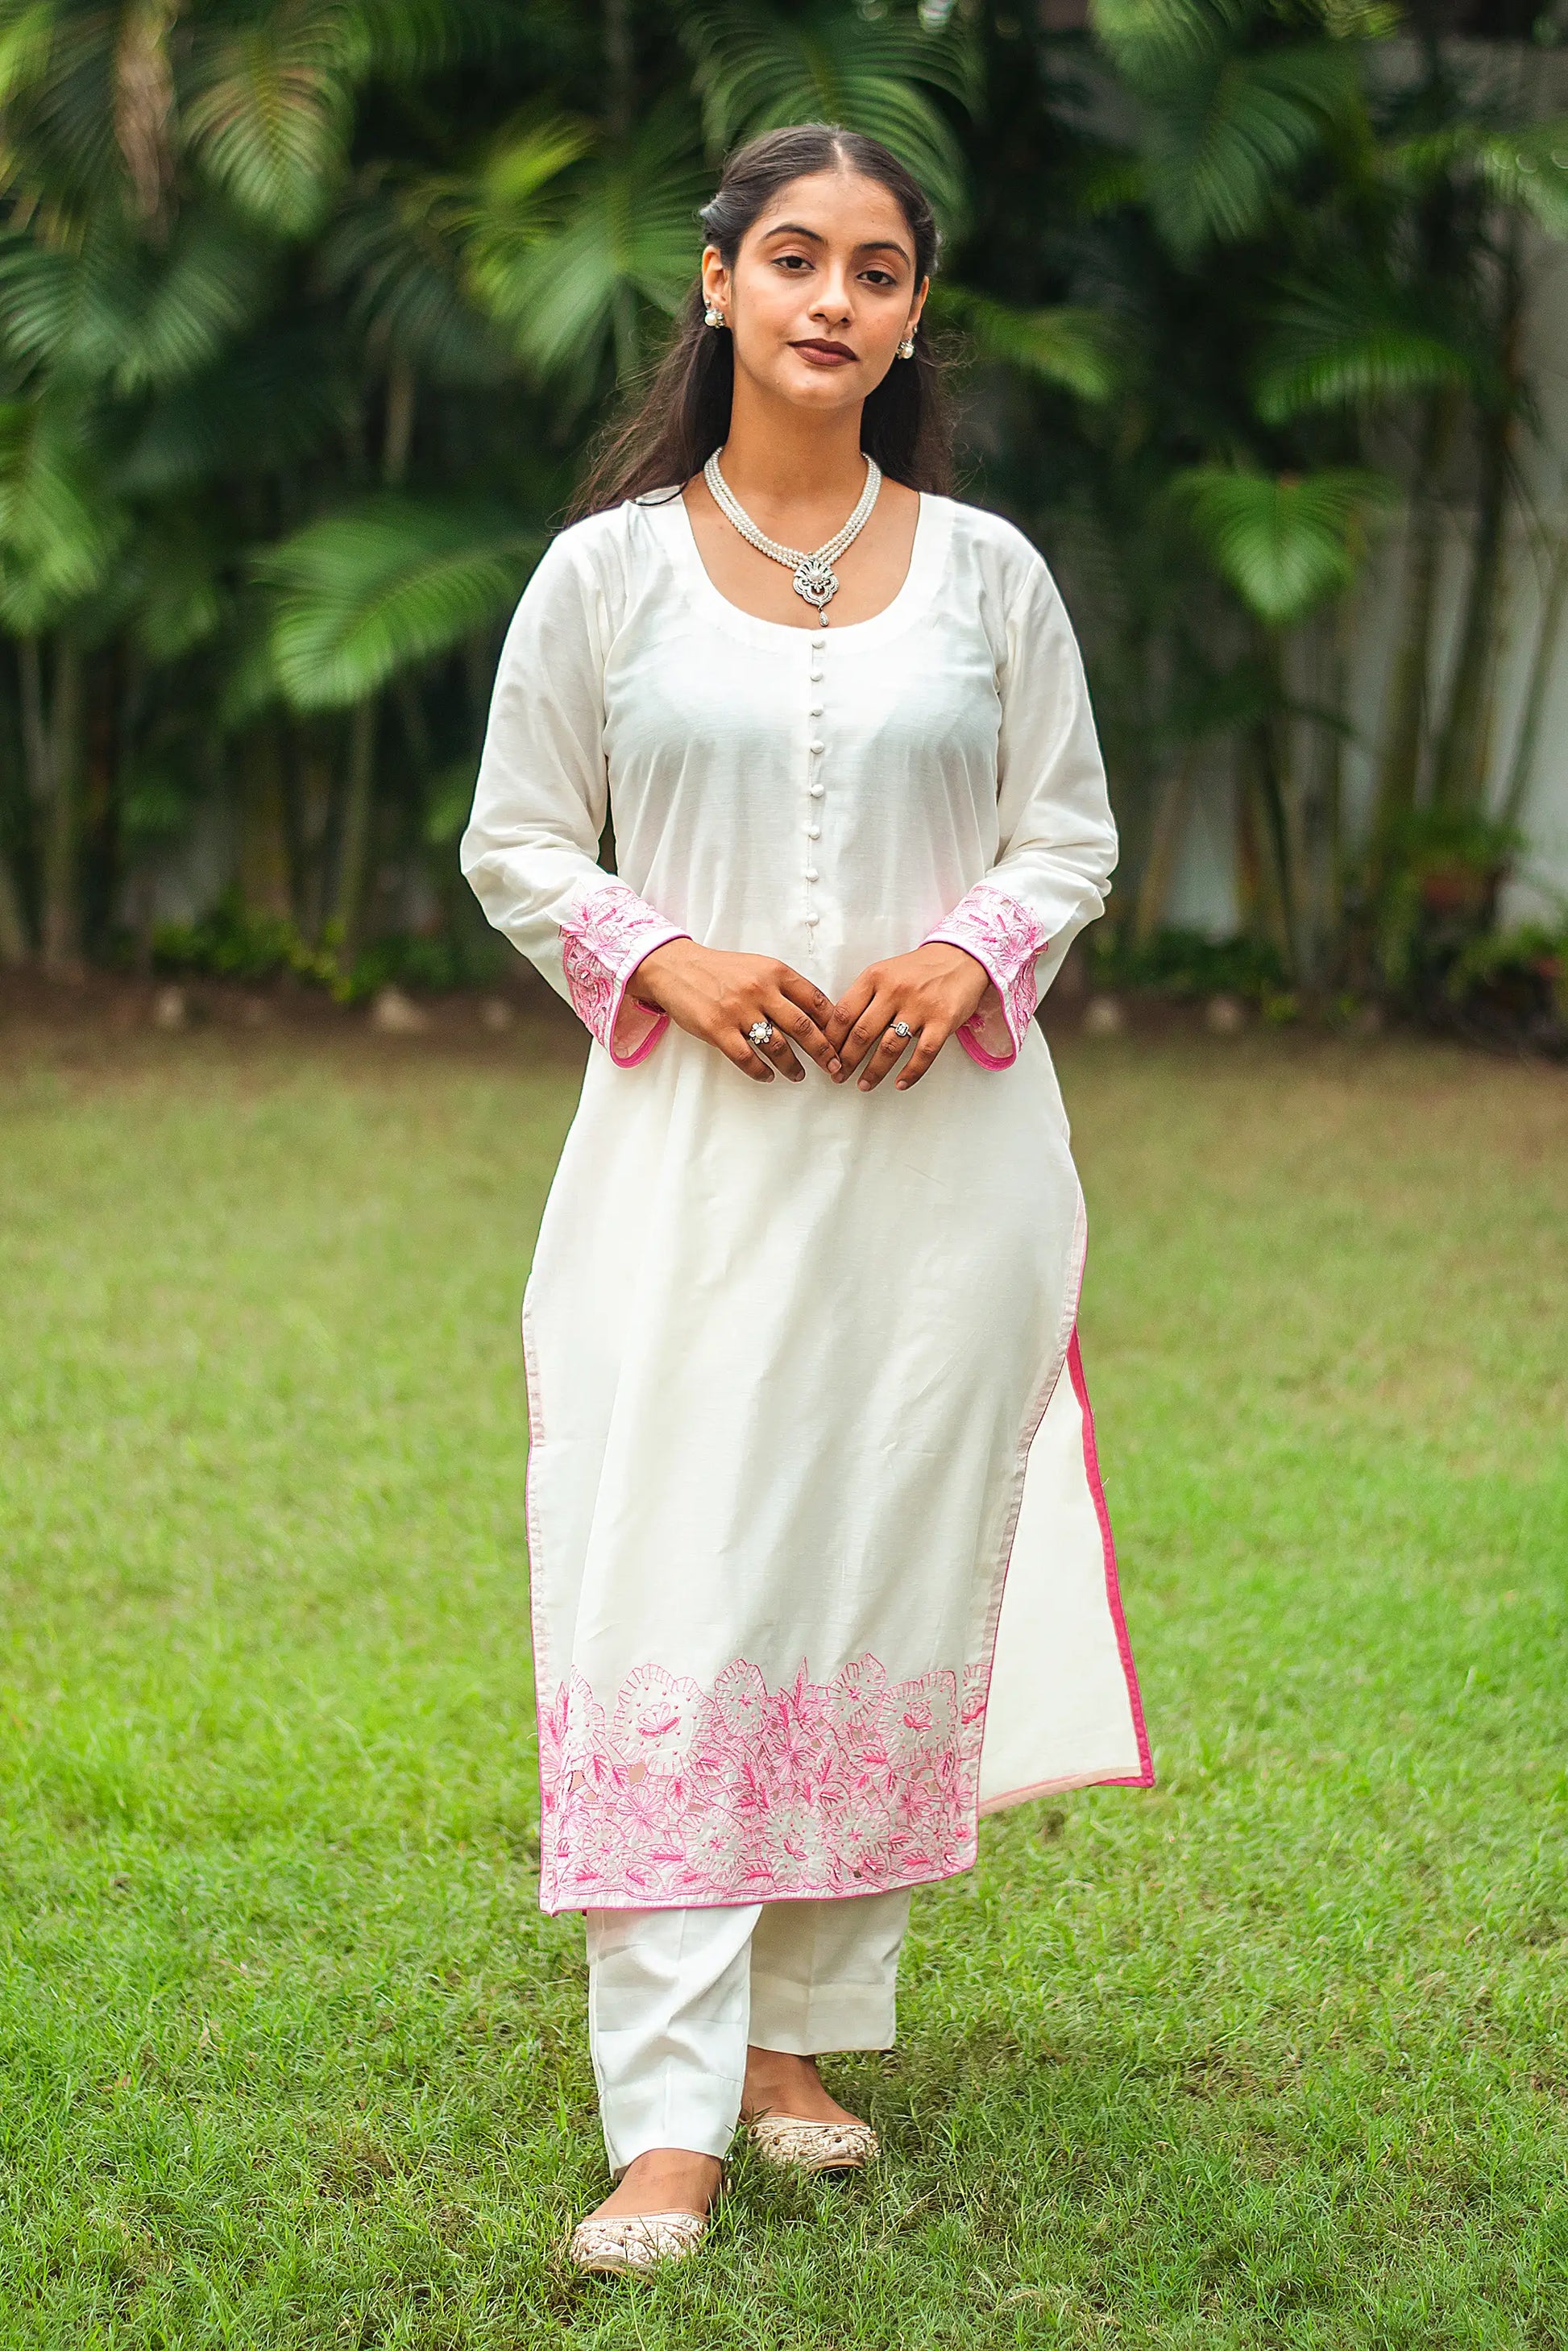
[570,123,951,518]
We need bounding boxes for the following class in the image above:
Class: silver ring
[890,1018,916,1041]
[747,1019,775,1049]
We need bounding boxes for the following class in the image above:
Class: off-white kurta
[463,486,1151,1916]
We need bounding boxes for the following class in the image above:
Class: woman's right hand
[630,939,845,1084]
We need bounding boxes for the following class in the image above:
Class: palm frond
[0,2,55,108]
[317,173,515,385]
[331,0,510,82]
[123,518,226,660]
[1146,42,1362,254]
[678,0,978,230]
[453,110,599,342]
[1168,462,1396,624]
[467,108,707,396]
[105,206,276,390]
[0,206,273,392]
[1252,274,1479,421]
[1476,118,1568,240]
[254,495,543,709]
[117,328,351,493]
[931,285,1123,400]
[183,13,356,237]
[1091,0,1250,79]
[0,392,127,630]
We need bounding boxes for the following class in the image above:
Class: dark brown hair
[570,123,950,519]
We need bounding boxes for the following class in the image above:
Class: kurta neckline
[644,483,954,652]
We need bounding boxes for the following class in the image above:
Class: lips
[792,339,857,363]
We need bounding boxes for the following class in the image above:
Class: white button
[811,635,825,649]
[809,740,824,755]
[806,824,820,839]
[809,703,823,716]
[805,867,819,882]
[810,665,823,682]
[809,782,824,798]
[803,911,819,925]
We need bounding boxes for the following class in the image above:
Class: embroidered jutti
[462,487,1152,1915]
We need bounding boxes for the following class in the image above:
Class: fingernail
[858,1079,871,1092]
[828,1059,842,1076]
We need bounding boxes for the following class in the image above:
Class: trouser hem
[746,1969,898,2055]
[599,2067,745,2175]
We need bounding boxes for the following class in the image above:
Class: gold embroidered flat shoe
[569,2208,709,2274]
[746,2115,879,2173]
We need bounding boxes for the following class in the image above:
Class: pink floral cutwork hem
[559,879,689,1064]
[537,1652,988,1911]
[923,882,1049,1068]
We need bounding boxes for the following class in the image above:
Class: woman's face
[701,168,927,417]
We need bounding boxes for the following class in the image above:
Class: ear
[700,244,730,313]
[905,273,930,341]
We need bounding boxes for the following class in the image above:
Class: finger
[716,1031,775,1082]
[755,1022,805,1081]
[894,1023,950,1090]
[826,973,878,1054]
[840,993,898,1075]
[856,1020,915,1093]
[768,989,843,1079]
[774,969,840,1037]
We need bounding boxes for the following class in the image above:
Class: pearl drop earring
[898,334,916,359]
[703,303,726,329]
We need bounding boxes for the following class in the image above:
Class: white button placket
[803,633,827,948]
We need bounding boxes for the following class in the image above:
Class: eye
[773,252,812,272]
[862,268,898,288]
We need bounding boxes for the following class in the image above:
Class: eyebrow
[759,222,912,263]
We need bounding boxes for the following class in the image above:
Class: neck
[718,374,868,511]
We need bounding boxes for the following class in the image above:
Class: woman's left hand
[828,943,991,1091]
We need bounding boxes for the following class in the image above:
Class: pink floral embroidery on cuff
[559,879,688,1066]
[923,882,1048,1068]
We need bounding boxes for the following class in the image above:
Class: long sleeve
[924,552,1118,1068]
[460,529,689,1064]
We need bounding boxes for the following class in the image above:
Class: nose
[810,271,854,330]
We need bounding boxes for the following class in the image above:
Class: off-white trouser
[585,1890,911,2174]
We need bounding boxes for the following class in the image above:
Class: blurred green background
[2,0,1567,1042]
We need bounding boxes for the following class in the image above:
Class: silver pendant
[793,557,838,613]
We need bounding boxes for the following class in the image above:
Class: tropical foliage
[1,0,1565,1021]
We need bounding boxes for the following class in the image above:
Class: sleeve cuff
[923,882,1049,1069]
[559,880,690,1065]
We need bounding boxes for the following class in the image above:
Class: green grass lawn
[2,1014,1565,2349]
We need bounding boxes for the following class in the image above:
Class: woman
[461,122,1151,2275]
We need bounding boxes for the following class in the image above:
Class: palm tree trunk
[1133,748,1195,943]
[1500,520,1568,830]
[383,359,415,488]
[0,844,28,965]
[1368,388,1456,871]
[605,0,633,145]
[332,699,378,952]
[1430,250,1520,811]
[40,636,85,976]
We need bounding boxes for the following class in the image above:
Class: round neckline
[648,481,952,650]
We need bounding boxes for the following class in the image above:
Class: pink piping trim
[961,1195,1089,1815]
[520,1295,557,1913]
[1067,1327,1154,1788]
[606,965,674,1068]
[954,1026,1016,1072]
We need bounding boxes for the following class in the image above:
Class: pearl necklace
[703,449,882,620]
